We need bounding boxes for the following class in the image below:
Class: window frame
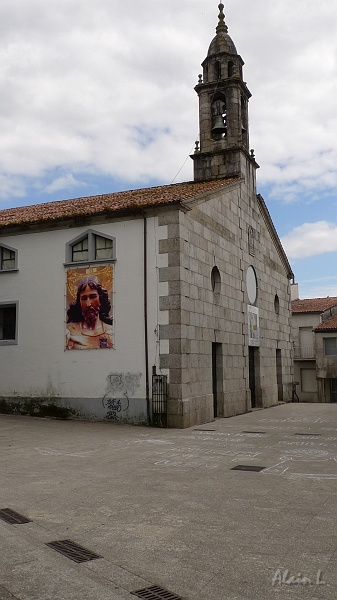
[324,337,337,357]
[0,301,19,345]
[65,229,116,266]
[0,243,18,273]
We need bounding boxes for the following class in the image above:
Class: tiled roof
[0,178,239,229]
[314,314,337,332]
[292,297,337,314]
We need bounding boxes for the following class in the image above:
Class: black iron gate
[152,374,168,427]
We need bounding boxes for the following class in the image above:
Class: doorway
[249,347,260,409]
[331,379,337,403]
[212,343,223,418]
[276,349,283,403]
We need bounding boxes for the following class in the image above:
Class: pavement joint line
[1,519,155,594]
[82,559,154,594]
[0,584,21,600]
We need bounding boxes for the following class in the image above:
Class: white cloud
[43,174,85,195]
[297,281,337,300]
[1,0,337,204]
[281,221,337,260]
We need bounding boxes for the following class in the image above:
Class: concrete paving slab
[0,585,19,600]
[1,403,337,599]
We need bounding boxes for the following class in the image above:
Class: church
[0,4,294,427]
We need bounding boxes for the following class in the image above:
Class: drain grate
[241,431,266,434]
[45,539,102,563]
[0,508,31,525]
[231,465,266,472]
[131,586,182,600]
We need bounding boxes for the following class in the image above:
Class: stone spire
[216,3,228,35]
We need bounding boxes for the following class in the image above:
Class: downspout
[143,214,150,425]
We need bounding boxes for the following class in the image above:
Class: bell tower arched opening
[211,95,227,139]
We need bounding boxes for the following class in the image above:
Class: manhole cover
[231,465,266,472]
[45,539,102,563]
[131,586,182,600]
[0,508,31,525]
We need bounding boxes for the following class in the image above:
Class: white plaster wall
[292,313,321,347]
[0,216,162,402]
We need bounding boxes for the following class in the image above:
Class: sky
[0,0,337,299]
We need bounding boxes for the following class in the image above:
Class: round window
[246,266,257,304]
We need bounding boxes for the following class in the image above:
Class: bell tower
[191,3,259,183]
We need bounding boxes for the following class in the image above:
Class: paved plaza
[1,403,337,600]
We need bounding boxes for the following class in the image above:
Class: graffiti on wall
[102,372,142,421]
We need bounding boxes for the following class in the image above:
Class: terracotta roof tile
[292,297,337,314]
[314,314,337,332]
[0,178,239,229]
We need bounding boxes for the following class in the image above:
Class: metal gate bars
[152,374,168,427]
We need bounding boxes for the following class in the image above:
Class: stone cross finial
[216,3,228,34]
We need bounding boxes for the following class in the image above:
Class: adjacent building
[292,289,337,403]
[0,4,294,427]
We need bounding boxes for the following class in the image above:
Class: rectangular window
[324,338,337,356]
[71,237,88,262]
[95,235,113,260]
[1,248,16,270]
[0,304,17,343]
[0,245,17,271]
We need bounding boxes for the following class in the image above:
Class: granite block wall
[158,176,293,427]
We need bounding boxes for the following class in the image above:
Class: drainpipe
[143,214,150,425]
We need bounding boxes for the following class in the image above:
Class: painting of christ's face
[80,285,101,325]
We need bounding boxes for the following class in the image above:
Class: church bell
[212,115,227,135]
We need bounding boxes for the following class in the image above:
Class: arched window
[65,229,116,265]
[241,96,247,134]
[248,226,254,256]
[211,266,221,293]
[274,294,280,315]
[228,61,235,77]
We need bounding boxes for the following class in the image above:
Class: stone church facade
[0,4,294,427]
